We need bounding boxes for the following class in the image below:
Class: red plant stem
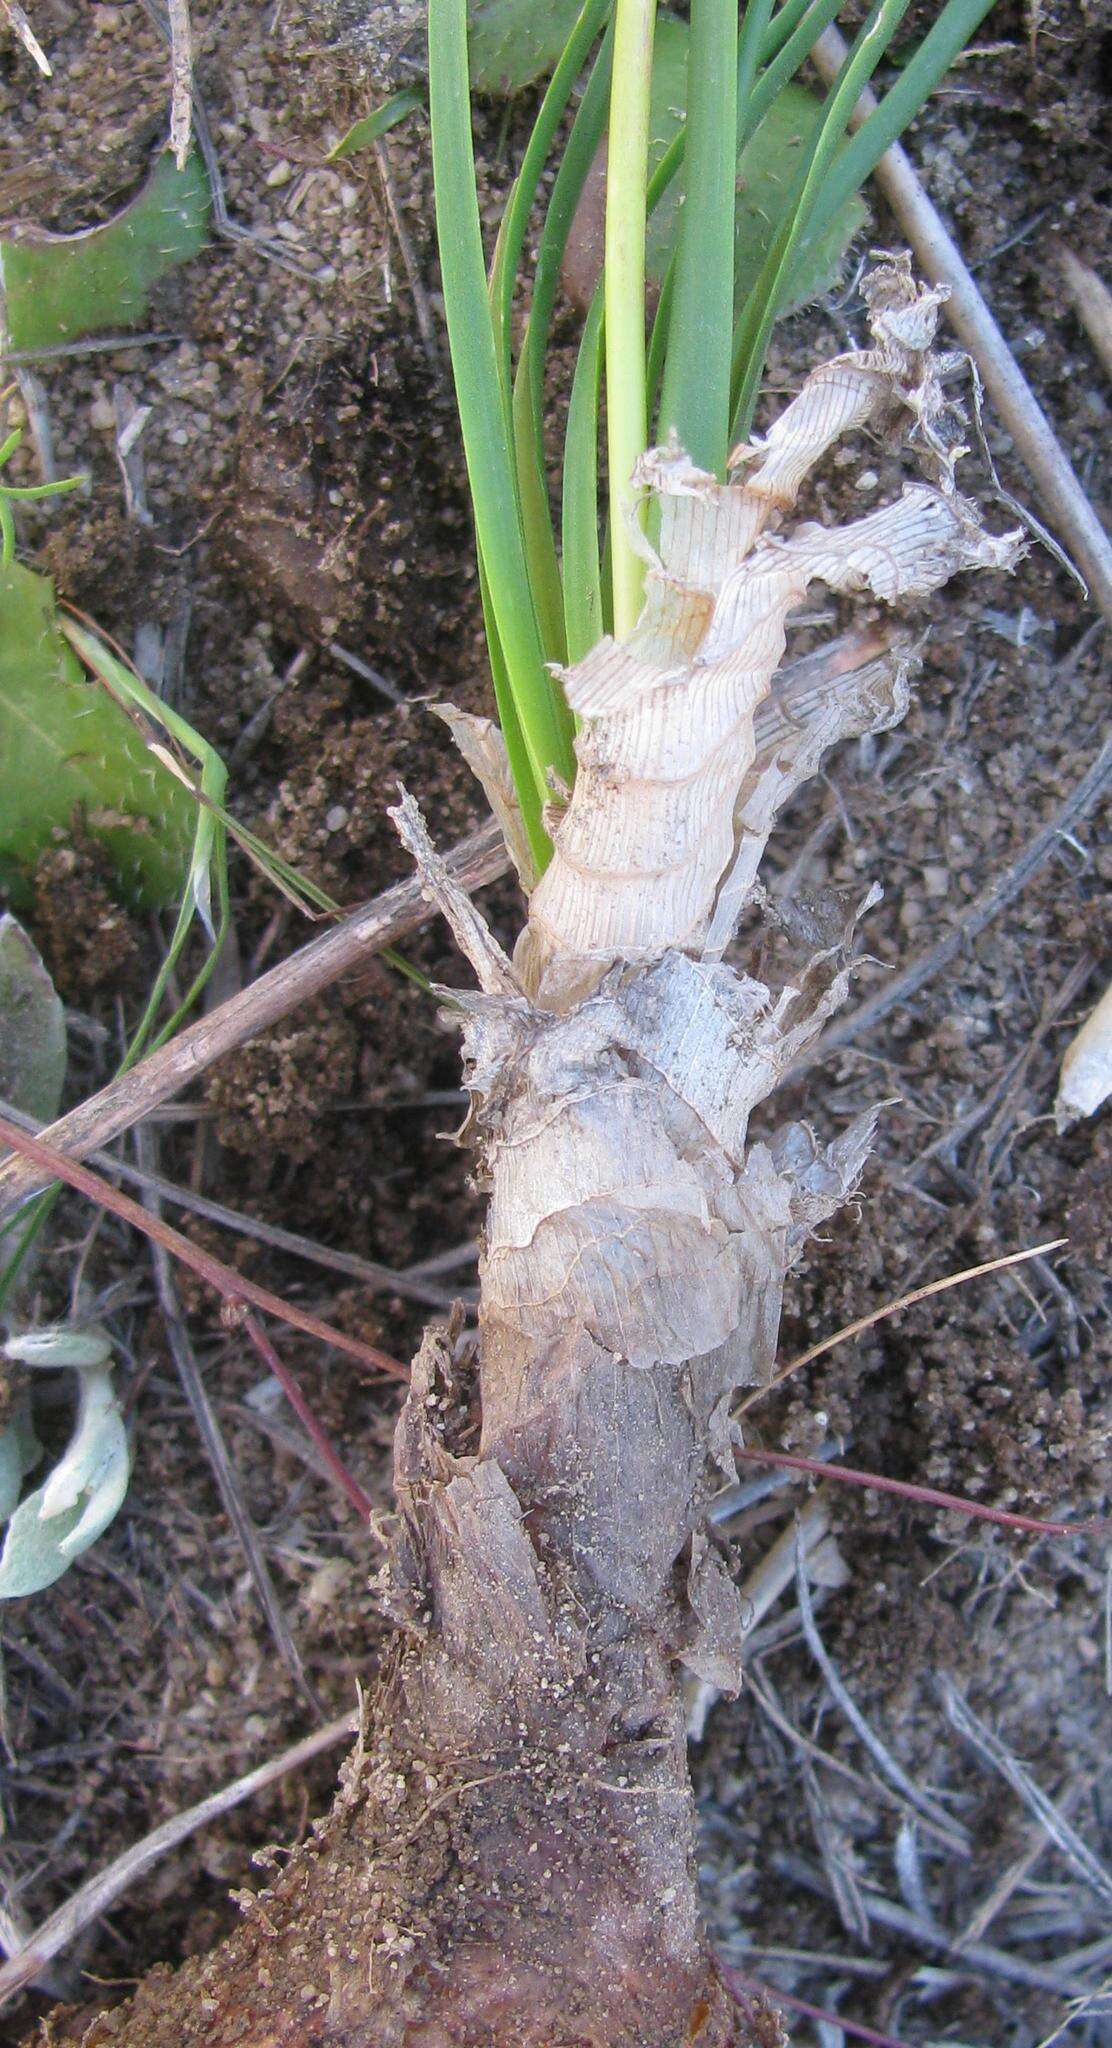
[242,1311,376,1523]
[735,1445,1105,1541]
[721,1962,917,2048]
[0,1115,408,1382]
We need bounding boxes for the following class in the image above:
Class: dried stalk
[41,263,1021,2048]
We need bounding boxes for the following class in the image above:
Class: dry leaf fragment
[1055,977,1112,1132]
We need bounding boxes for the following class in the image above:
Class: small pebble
[325,804,349,833]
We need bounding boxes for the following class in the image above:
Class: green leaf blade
[1,151,210,353]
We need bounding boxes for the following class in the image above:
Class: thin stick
[0,0,51,75]
[1056,242,1112,384]
[722,1960,916,2048]
[0,821,507,1218]
[241,1313,375,1523]
[735,1444,1103,1541]
[940,1679,1112,1911]
[804,728,1112,1070]
[143,1142,318,1710]
[0,636,888,1217]
[373,137,441,378]
[0,1116,408,1381]
[809,24,1112,625]
[780,1851,1094,1997]
[735,1238,1066,1417]
[167,0,193,168]
[794,1525,970,1853]
[0,1713,356,2006]
[0,1101,460,1312]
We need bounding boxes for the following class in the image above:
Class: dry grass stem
[0,1713,356,2007]
[734,1443,1102,1540]
[0,0,50,74]
[805,726,1112,1069]
[795,1524,971,1853]
[0,820,507,1218]
[0,1101,462,1311]
[167,0,193,168]
[940,1679,1112,1911]
[147,1196,318,1710]
[735,1237,1067,1417]
[1056,243,1112,383]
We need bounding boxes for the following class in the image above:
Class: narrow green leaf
[429,0,574,854]
[805,0,1001,247]
[489,0,610,663]
[326,87,424,159]
[562,287,605,662]
[658,0,739,478]
[729,0,914,441]
[606,0,657,638]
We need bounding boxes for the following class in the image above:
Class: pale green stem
[605,0,657,640]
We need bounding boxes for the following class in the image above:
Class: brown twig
[722,1961,917,2048]
[142,1132,318,1710]
[0,820,508,1219]
[0,1713,356,2007]
[0,1116,408,1381]
[735,1237,1066,1418]
[1055,243,1112,383]
[241,1312,375,1523]
[166,0,193,168]
[0,632,891,1219]
[0,1102,462,1312]
[734,1445,1104,1542]
[810,25,1112,624]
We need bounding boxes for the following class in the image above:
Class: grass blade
[657,0,740,478]
[561,286,605,661]
[428,0,574,851]
[486,0,610,664]
[805,0,1002,246]
[729,0,914,442]
[605,0,657,638]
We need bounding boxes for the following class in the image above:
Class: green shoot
[429,0,575,862]
[326,87,424,159]
[657,0,741,479]
[605,0,657,638]
[729,0,914,441]
[423,0,1003,855]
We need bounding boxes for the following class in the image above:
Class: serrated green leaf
[0,915,65,1121]
[0,560,195,909]
[468,0,600,92]
[0,150,210,354]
